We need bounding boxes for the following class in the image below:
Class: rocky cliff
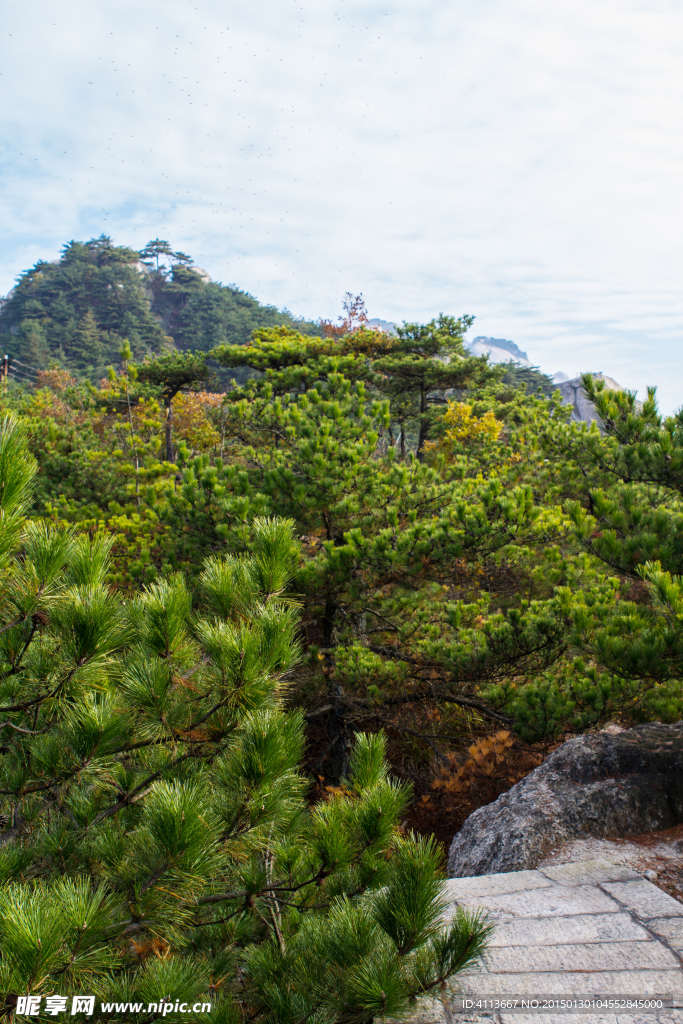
[556,373,627,424]
[465,335,531,366]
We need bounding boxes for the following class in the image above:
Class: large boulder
[447,722,683,877]
[555,373,625,424]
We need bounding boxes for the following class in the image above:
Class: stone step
[392,860,683,1024]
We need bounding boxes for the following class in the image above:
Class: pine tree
[212,316,500,460]
[542,376,683,711]
[139,239,176,271]
[136,352,214,462]
[159,370,579,768]
[211,325,369,397]
[368,316,499,458]
[17,319,50,368]
[0,414,491,1022]
[67,310,108,375]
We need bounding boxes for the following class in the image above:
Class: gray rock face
[447,722,683,877]
[469,336,530,361]
[556,372,625,423]
[465,336,532,367]
[367,317,398,335]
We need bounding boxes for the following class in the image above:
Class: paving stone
[601,881,683,920]
[615,1016,683,1024]
[539,859,641,887]
[487,913,650,948]
[386,995,499,1024]
[485,940,680,974]
[443,871,552,901]
[498,1016,683,1024]
[646,919,683,956]
[402,862,683,1024]
[456,969,683,997]
[455,883,622,921]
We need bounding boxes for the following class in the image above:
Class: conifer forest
[1,236,682,1021]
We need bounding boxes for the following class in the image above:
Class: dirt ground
[539,824,683,906]
[398,737,552,850]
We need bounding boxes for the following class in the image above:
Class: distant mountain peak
[467,336,529,362]
[464,336,531,367]
[367,318,398,335]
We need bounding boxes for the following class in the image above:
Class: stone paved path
[403,859,683,1024]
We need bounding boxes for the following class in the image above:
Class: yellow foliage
[172,392,222,452]
[35,369,77,392]
[24,385,87,427]
[424,402,503,461]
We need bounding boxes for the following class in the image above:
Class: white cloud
[1,0,682,408]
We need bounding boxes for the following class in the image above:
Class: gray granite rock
[447,723,683,877]
[556,373,626,424]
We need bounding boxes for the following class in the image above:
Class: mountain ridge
[0,235,321,380]
[467,335,530,363]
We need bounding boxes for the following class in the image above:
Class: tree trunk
[330,684,352,782]
[165,399,175,463]
[124,372,140,506]
[416,387,428,462]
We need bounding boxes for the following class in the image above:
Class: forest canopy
[0,235,321,381]
[1,236,682,1019]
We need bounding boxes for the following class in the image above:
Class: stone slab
[443,870,553,900]
[389,1007,680,1024]
[540,859,642,887]
[401,861,683,1024]
[457,968,683,997]
[455,884,622,921]
[646,918,683,955]
[601,881,683,920]
[485,940,680,974]
[500,1015,683,1024]
[488,913,650,948]
[394,1008,683,1024]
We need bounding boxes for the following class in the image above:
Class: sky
[1,0,682,409]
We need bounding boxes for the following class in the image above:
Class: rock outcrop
[447,722,683,877]
[465,336,532,367]
[555,372,626,424]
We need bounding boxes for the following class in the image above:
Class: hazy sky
[2,1,682,409]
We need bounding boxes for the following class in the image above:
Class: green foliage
[499,363,558,398]
[0,236,321,385]
[157,362,586,759]
[212,317,501,460]
[0,415,36,573]
[368,314,500,457]
[0,237,169,378]
[211,325,370,396]
[173,282,322,354]
[4,296,683,764]
[0,418,491,1020]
